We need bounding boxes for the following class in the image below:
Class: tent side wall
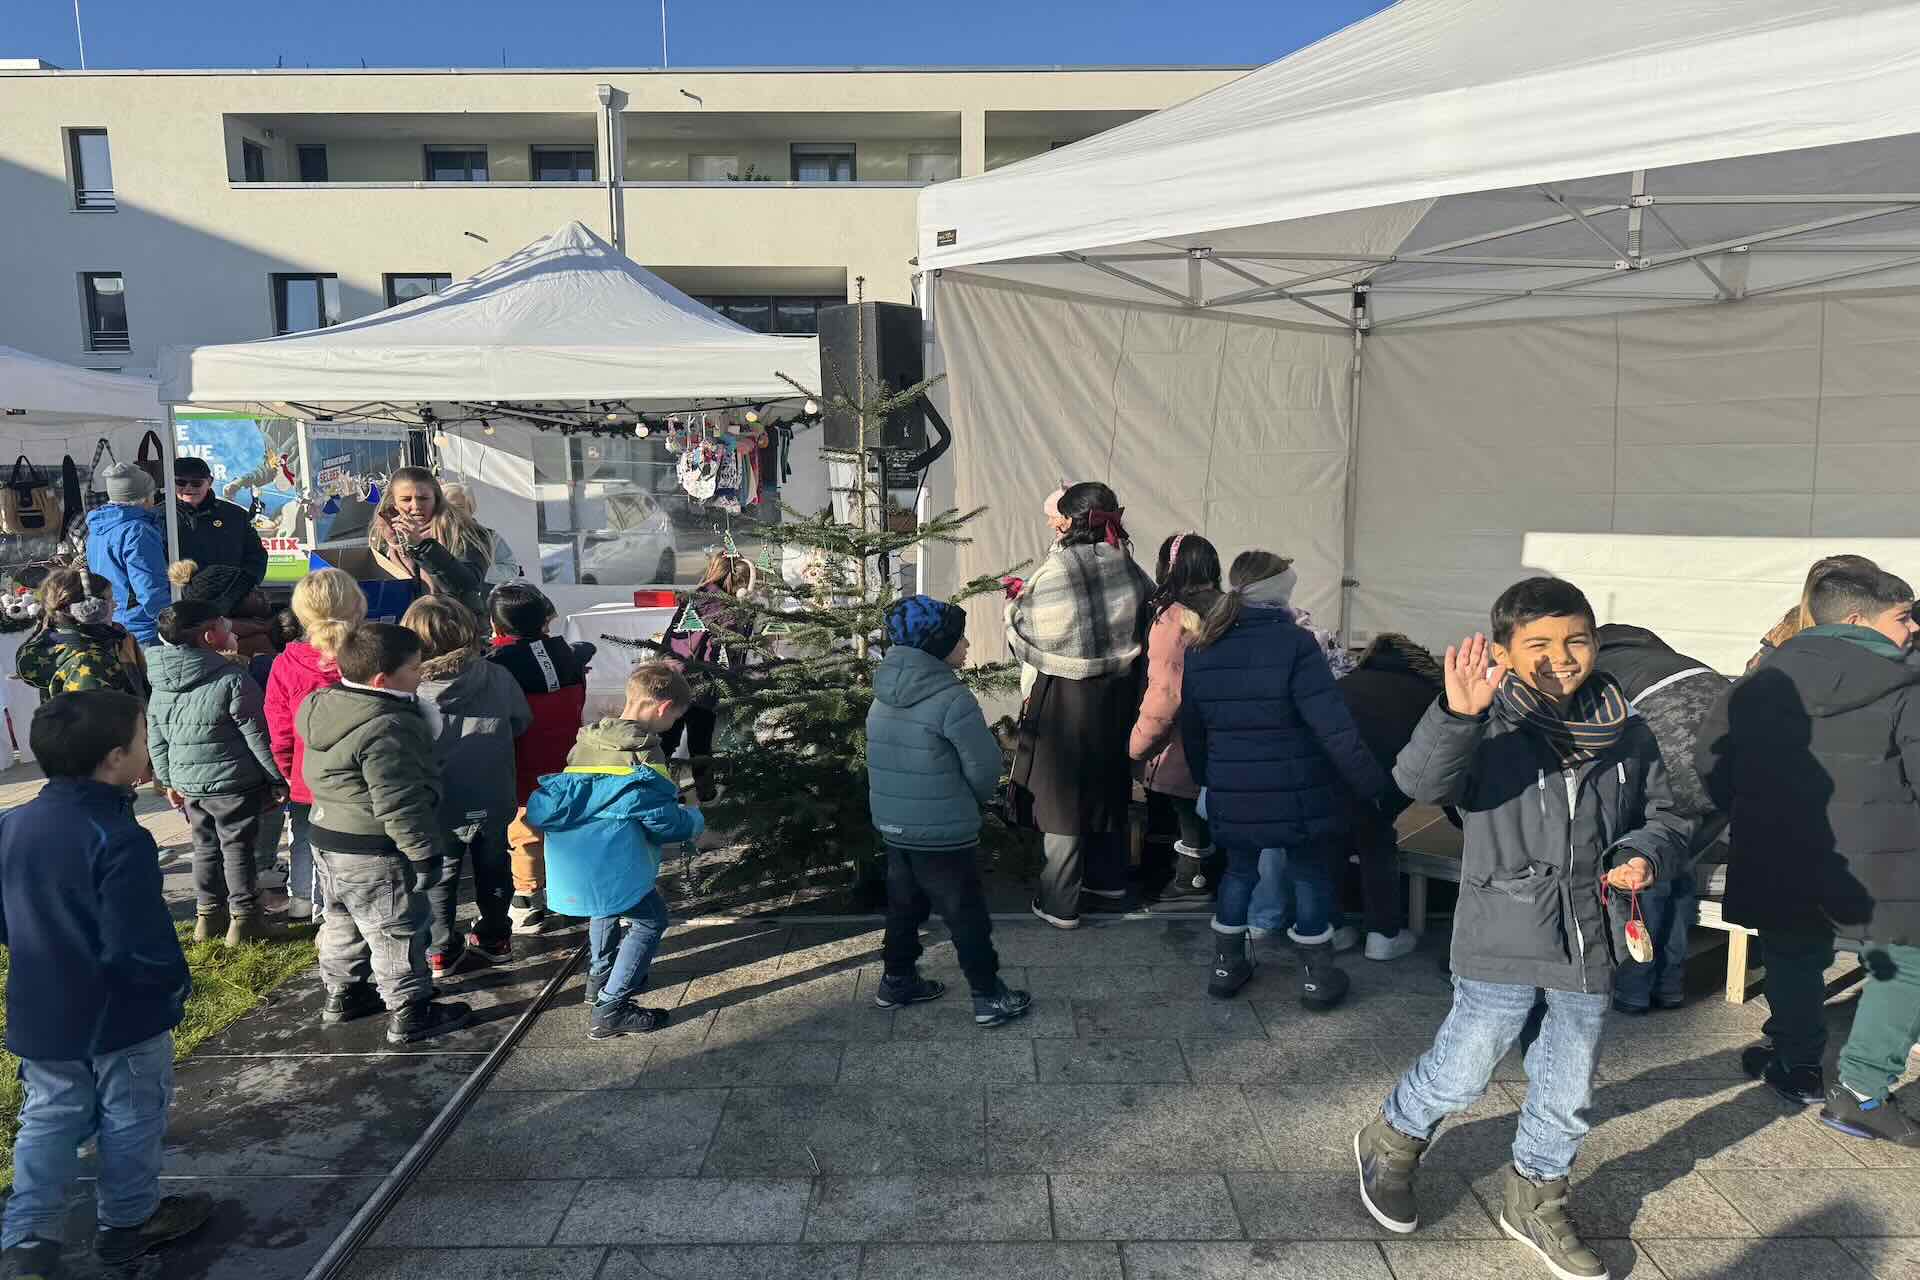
[935,273,1355,663]
[1350,288,1920,673]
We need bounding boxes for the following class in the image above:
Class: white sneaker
[1330,925,1363,953]
[286,896,314,922]
[1365,930,1419,962]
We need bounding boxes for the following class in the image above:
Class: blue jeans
[1385,978,1609,1182]
[287,801,324,913]
[589,888,670,1006]
[1611,871,1697,1010]
[3,1031,174,1247]
[1216,841,1334,939]
[1250,848,1293,932]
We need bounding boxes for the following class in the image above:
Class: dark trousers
[1036,831,1128,920]
[183,786,272,915]
[882,844,1000,994]
[1612,870,1697,1010]
[1167,794,1211,850]
[427,822,513,959]
[662,705,718,802]
[1353,808,1404,937]
[1758,930,1837,1071]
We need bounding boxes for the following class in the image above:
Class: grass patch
[0,924,316,1186]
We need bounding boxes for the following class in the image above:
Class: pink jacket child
[265,641,340,805]
[1129,602,1202,800]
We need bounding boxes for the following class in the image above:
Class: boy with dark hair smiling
[1699,564,1920,1144]
[1355,578,1689,1280]
[1,692,212,1277]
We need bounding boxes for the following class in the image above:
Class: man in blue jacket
[0,692,212,1277]
[83,463,171,646]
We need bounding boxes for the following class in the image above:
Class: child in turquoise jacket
[524,663,704,1041]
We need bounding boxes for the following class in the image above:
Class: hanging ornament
[744,408,760,426]
[803,399,819,416]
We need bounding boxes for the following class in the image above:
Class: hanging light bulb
[634,421,651,438]
[481,420,496,436]
[744,408,760,426]
[586,445,601,459]
[803,399,819,416]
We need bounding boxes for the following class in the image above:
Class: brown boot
[224,913,285,945]
[193,908,230,944]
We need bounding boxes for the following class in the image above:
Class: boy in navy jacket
[0,692,212,1275]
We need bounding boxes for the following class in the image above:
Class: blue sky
[9,0,1392,70]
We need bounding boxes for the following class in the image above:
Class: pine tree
[600,349,1025,900]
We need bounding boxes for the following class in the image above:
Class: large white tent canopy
[918,0,1920,673]
[159,221,820,418]
[0,344,161,436]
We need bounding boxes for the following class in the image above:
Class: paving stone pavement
[346,916,1920,1280]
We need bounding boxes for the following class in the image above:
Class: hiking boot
[224,913,283,945]
[467,930,512,963]
[1365,929,1418,962]
[386,999,473,1045]
[3,1238,62,1279]
[192,908,229,944]
[873,973,948,1009]
[1499,1167,1608,1280]
[508,893,549,935]
[1030,900,1081,930]
[1296,938,1351,1011]
[95,1192,215,1266]
[1354,1114,1427,1234]
[1820,1086,1920,1146]
[972,983,1034,1027]
[1742,1044,1824,1106]
[589,999,671,1040]
[1079,888,1138,915]
[1207,931,1254,999]
[1156,841,1221,902]
[321,983,384,1026]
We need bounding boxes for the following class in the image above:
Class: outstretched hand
[1443,633,1509,717]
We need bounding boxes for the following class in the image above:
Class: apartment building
[0,62,1243,371]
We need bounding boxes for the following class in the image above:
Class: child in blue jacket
[525,663,704,1041]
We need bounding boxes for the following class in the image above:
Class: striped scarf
[1494,670,1630,767]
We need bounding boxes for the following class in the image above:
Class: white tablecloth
[562,604,679,723]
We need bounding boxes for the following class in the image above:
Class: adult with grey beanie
[85,462,172,645]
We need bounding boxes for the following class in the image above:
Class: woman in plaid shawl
[1007,482,1153,928]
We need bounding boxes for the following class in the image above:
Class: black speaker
[817,302,927,453]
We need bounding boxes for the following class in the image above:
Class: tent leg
[161,406,181,563]
[1338,296,1366,649]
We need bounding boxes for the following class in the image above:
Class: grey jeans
[314,849,434,1009]
[1037,831,1128,920]
[183,787,271,915]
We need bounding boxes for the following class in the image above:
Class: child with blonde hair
[265,569,368,920]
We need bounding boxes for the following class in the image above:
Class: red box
[632,589,678,608]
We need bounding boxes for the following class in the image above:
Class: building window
[687,154,739,182]
[790,144,855,183]
[81,273,129,352]
[695,294,845,336]
[272,273,341,335]
[383,273,452,308]
[297,145,329,182]
[242,139,268,182]
[67,128,114,209]
[425,147,489,182]
[908,152,959,183]
[531,146,594,182]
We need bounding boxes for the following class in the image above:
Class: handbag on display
[59,454,83,537]
[85,438,117,510]
[0,456,62,536]
[134,429,167,490]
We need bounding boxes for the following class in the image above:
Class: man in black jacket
[173,456,268,605]
[1698,564,1920,1144]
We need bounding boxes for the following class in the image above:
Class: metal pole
[1338,293,1365,648]
[161,406,181,562]
[72,0,86,69]
[660,0,669,67]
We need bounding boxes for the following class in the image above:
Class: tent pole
[1338,292,1366,648]
[161,405,181,563]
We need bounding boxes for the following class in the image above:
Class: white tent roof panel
[0,345,160,431]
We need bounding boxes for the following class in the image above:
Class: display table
[562,603,680,723]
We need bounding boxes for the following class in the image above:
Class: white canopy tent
[918,0,1920,672]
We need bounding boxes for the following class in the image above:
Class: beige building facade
[0,63,1242,370]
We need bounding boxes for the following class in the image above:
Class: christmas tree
[602,344,1025,901]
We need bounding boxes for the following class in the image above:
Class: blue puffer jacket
[85,503,172,645]
[867,646,1003,850]
[1179,606,1386,850]
[524,761,703,919]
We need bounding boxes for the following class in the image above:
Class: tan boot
[193,908,230,944]
[225,913,285,945]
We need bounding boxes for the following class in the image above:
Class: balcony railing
[73,187,117,211]
[87,330,131,353]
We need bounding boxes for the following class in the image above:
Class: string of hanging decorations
[279,397,823,439]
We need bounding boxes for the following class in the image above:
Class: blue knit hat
[886,595,966,660]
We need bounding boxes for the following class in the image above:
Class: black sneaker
[873,973,947,1009]
[320,983,383,1026]
[1610,997,1649,1016]
[2,1238,62,1279]
[972,983,1033,1027]
[1820,1086,1920,1146]
[1742,1043,1824,1106]
[589,999,671,1040]
[385,999,473,1045]
[1354,1115,1427,1234]
[95,1192,215,1265]
[466,930,513,963]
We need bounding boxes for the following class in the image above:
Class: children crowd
[3,459,1919,1280]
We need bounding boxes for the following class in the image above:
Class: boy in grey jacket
[867,596,1031,1027]
[299,623,472,1045]
[1354,579,1689,1280]
[148,601,286,946]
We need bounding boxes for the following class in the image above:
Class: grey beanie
[101,461,155,504]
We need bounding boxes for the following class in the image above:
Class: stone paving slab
[343,1247,608,1280]
[801,1173,1051,1242]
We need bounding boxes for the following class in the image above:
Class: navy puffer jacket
[1179,606,1386,850]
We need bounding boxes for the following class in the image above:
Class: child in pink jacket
[1128,532,1224,901]
[264,569,366,920]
